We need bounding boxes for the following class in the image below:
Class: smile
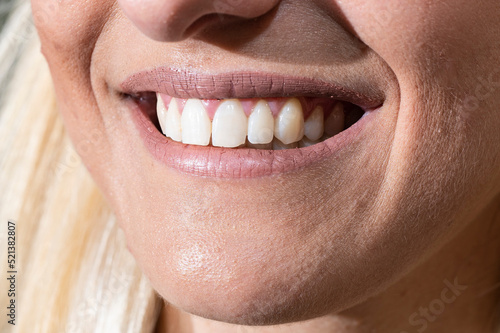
[120,69,384,178]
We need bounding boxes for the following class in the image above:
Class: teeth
[157,94,169,135]
[274,98,305,145]
[157,97,183,141]
[324,103,345,137]
[181,99,212,146]
[156,96,348,149]
[304,106,324,141]
[248,100,274,144]
[212,100,248,148]
[165,98,182,141]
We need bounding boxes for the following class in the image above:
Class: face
[33,0,500,325]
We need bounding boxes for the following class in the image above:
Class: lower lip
[129,101,375,178]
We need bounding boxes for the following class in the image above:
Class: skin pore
[31,0,500,332]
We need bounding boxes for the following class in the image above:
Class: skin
[32,0,500,332]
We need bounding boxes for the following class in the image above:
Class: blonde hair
[0,2,161,332]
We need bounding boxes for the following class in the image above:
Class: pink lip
[121,69,383,178]
[121,68,384,109]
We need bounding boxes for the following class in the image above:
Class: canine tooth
[157,94,168,134]
[212,100,248,148]
[273,138,299,150]
[298,138,319,148]
[164,98,182,141]
[248,100,274,144]
[304,106,324,141]
[274,98,304,144]
[181,99,211,146]
[324,103,345,136]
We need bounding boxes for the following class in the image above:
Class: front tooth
[181,99,211,146]
[324,103,345,137]
[164,98,182,141]
[212,99,248,148]
[274,98,304,145]
[248,100,274,144]
[304,106,324,141]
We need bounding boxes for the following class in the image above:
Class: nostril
[183,13,224,39]
[118,0,281,42]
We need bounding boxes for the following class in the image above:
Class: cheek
[32,0,107,67]
[338,0,498,81]
[32,0,116,94]
[32,0,118,186]
[341,0,500,180]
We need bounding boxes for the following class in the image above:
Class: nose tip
[118,0,280,42]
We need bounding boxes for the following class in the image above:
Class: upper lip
[119,67,385,109]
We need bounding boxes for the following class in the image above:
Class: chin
[119,196,413,326]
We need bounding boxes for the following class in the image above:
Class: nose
[118,0,280,42]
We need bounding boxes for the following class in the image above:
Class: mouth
[120,69,383,178]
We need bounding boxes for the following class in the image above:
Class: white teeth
[212,100,248,148]
[304,106,324,141]
[157,95,347,149]
[248,100,274,144]
[163,98,182,141]
[181,99,211,146]
[274,98,305,145]
[324,103,345,137]
[157,94,169,135]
